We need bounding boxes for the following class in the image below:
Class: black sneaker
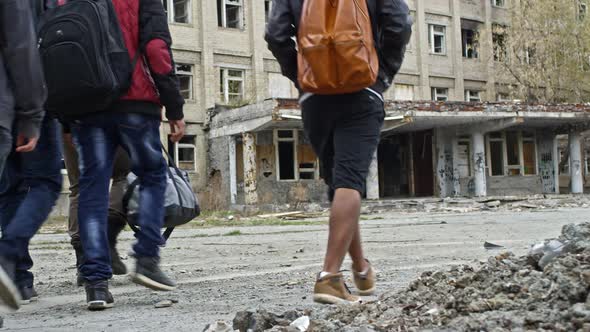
[131,257,176,291]
[85,280,114,311]
[73,244,85,287]
[110,246,127,276]
[76,274,85,287]
[0,256,21,310]
[108,214,127,276]
[19,285,38,305]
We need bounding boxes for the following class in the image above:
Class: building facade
[50,0,590,216]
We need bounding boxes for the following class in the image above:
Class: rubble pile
[364,195,590,215]
[229,223,590,332]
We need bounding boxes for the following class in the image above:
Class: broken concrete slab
[237,222,590,331]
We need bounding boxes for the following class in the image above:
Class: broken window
[497,93,510,101]
[394,84,414,101]
[431,87,449,101]
[265,0,272,23]
[505,131,521,175]
[457,136,471,177]
[219,68,244,104]
[580,2,587,21]
[176,64,193,100]
[162,0,191,24]
[492,0,505,7]
[492,25,508,62]
[428,25,446,55]
[276,130,296,180]
[489,133,505,176]
[465,90,481,102]
[168,135,197,172]
[559,148,570,175]
[217,0,243,29]
[461,20,480,59]
[522,132,537,175]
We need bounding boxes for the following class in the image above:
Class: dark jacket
[112,0,184,120]
[43,0,185,120]
[265,0,413,95]
[0,0,46,138]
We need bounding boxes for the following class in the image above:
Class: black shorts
[301,90,384,201]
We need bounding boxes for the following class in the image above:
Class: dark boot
[108,212,127,275]
[72,240,85,287]
[131,256,176,291]
[0,256,21,310]
[85,279,114,311]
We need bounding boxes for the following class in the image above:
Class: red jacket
[112,0,184,120]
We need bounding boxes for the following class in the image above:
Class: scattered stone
[290,316,310,331]
[202,321,233,332]
[223,222,590,331]
[485,200,501,208]
[154,300,173,308]
[296,248,305,253]
[483,241,504,250]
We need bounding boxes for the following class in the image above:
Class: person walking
[0,0,62,310]
[66,0,185,310]
[265,0,412,304]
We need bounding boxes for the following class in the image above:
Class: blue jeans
[71,112,166,281]
[0,117,63,288]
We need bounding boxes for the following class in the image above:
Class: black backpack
[38,0,134,117]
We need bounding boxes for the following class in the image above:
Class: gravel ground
[0,207,586,331]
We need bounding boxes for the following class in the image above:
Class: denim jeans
[71,112,166,282]
[0,117,63,288]
[0,126,11,177]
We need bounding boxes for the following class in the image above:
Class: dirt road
[1,208,585,331]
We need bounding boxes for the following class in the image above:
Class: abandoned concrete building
[51,0,590,215]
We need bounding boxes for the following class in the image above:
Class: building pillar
[228,136,238,205]
[436,130,455,198]
[569,131,584,194]
[472,132,487,197]
[242,132,258,205]
[366,151,380,200]
[408,133,416,197]
[451,135,461,196]
[553,135,560,194]
[537,131,559,194]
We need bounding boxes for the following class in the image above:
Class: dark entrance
[378,134,410,197]
[412,130,434,197]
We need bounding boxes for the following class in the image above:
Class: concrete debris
[483,241,504,250]
[232,310,305,332]
[154,300,173,309]
[241,222,590,331]
[202,321,233,332]
[289,316,310,331]
[362,195,590,215]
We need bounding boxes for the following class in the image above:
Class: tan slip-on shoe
[313,272,361,305]
[353,259,376,296]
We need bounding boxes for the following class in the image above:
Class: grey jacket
[0,0,46,138]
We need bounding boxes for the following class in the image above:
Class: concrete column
[451,0,465,101]
[537,132,559,194]
[569,131,584,194]
[366,151,380,200]
[436,130,455,197]
[483,0,496,100]
[228,136,238,205]
[414,0,431,99]
[242,132,258,204]
[451,135,461,196]
[472,132,487,197]
[248,0,267,102]
[553,136,560,194]
[408,133,416,197]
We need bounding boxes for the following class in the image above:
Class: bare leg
[323,188,362,274]
[349,226,369,272]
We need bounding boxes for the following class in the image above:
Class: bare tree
[493,0,590,103]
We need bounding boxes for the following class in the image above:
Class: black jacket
[265,0,413,95]
[0,0,46,137]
